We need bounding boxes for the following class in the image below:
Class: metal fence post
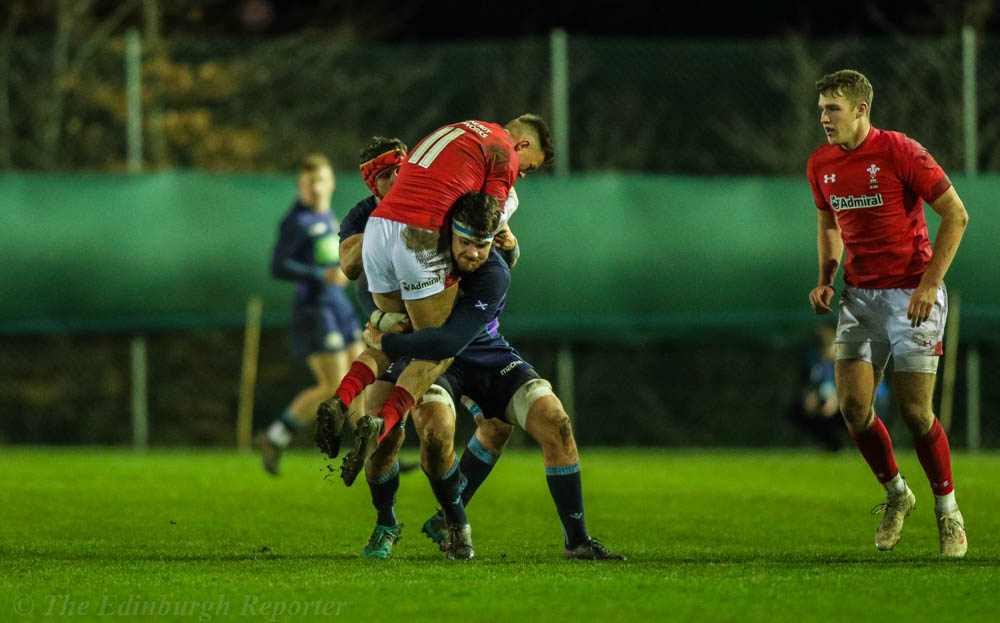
[962,25,977,178]
[550,28,569,177]
[125,28,143,172]
[966,343,981,452]
[130,335,149,450]
[556,342,576,423]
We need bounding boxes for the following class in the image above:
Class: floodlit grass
[1,447,998,622]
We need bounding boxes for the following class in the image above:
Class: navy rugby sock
[545,463,589,549]
[426,457,469,526]
[367,460,400,527]
[459,436,500,507]
[278,409,300,433]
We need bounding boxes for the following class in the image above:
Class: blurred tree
[0,1,25,168]
[144,0,168,167]
[43,0,142,168]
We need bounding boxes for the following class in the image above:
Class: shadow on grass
[3,548,998,567]
[0,550,361,564]
[616,552,1000,567]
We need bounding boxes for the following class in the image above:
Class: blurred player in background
[364,192,624,561]
[257,154,363,475]
[316,115,552,486]
[807,70,969,557]
[790,325,843,452]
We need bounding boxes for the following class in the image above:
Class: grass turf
[1,447,998,622]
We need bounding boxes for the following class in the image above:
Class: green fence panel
[2,172,998,339]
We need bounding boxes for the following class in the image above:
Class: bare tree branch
[68,0,142,76]
[0,1,25,168]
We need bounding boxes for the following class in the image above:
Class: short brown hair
[452,191,501,235]
[299,153,331,173]
[506,114,554,166]
[816,70,873,111]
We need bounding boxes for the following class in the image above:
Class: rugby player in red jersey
[316,115,553,486]
[807,70,969,557]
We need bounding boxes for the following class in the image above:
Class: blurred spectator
[790,325,844,451]
[790,325,893,451]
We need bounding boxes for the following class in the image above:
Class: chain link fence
[2,327,999,448]
[3,33,999,173]
[3,32,999,446]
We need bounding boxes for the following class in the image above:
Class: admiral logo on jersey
[402,275,443,292]
[806,126,951,289]
[829,193,884,211]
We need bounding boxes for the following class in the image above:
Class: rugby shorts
[835,284,947,374]
[362,216,453,301]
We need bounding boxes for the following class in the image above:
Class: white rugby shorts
[834,285,948,374]
[362,216,453,301]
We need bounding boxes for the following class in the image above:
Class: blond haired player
[807,70,969,557]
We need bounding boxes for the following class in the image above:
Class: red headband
[360,148,405,197]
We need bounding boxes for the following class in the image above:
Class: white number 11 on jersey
[407,126,466,169]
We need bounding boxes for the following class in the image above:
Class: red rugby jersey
[807,127,952,288]
[372,121,519,230]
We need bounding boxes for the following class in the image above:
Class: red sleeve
[806,153,831,212]
[894,135,951,203]
[481,135,518,203]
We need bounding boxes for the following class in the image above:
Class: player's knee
[897,402,933,436]
[478,417,513,453]
[382,425,406,452]
[838,394,870,428]
[422,433,447,464]
[421,414,454,460]
[895,397,928,421]
[530,404,574,448]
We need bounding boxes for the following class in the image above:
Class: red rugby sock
[914,418,954,496]
[850,415,899,484]
[334,361,375,407]
[378,386,415,443]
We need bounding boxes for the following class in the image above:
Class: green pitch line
[1,448,998,622]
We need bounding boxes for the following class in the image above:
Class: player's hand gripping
[369,310,412,334]
[907,283,937,327]
[363,322,384,350]
[493,225,517,252]
[809,285,835,314]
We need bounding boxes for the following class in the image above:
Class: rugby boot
[563,537,626,560]
[444,524,474,560]
[362,524,403,559]
[315,395,348,459]
[936,507,967,558]
[255,431,281,476]
[340,415,383,487]
[421,509,448,551]
[872,483,916,551]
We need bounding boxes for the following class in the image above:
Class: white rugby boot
[872,484,916,551]
[936,507,967,558]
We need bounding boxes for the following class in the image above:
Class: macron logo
[824,174,836,183]
[499,360,523,376]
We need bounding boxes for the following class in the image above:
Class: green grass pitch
[1,447,998,622]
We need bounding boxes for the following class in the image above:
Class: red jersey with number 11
[807,127,952,288]
[372,121,519,231]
